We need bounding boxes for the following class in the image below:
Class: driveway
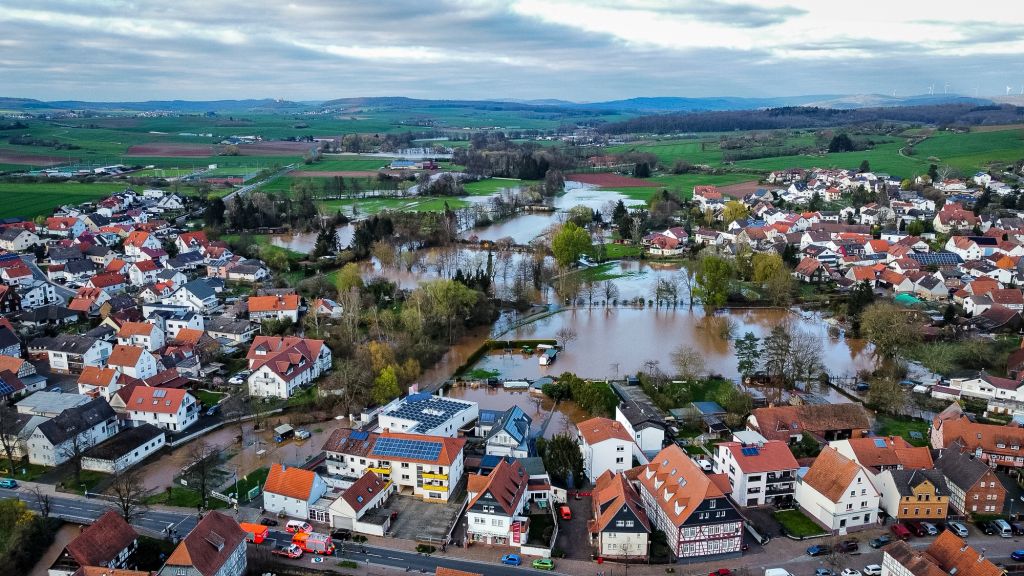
[554,493,594,560]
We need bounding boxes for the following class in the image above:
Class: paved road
[222,164,295,202]
[20,254,75,300]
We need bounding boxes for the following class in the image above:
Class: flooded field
[270,224,355,253]
[471,306,873,383]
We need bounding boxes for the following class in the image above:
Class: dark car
[904,520,928,537]
[331,528,352,541]
[976,520,997,535]
[891,523,912,541]
[869,535,892,549]
[205,405,220,417]
[1012,551,1024,562]
[807,545,829,557]
[1012,522,1024,536]
[834,539,859,553]
[260,518,279,527]
[816,570,836,576]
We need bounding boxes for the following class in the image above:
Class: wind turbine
[929,84,935,95]
[944,82,950,94]
[1008,86,1014,96]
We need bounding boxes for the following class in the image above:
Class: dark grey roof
[30,334,98,354]
[83,423,163,460]
[934,442,993,491]
[486,406,531,445]
[888,468,949,498]
[205,316,253,334]
[155,269,182,280]
[105,294,136,311]
[85,245,111,257]
[182,278,216,300]
[909,252,964,266]
[166,252,203,268]
[35,397,116,445]
[85,325,116,339]
[84,213,111,226]
[0,228,27,242]
[63,259,96,274]
[13,305,79,324]
[47,246,83,261]
[0,327,20,350]
[519,456,547,477]
[230,263,266,274]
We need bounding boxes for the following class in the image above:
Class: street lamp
[80,483,87,497]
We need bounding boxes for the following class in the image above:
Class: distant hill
[0,93,999,115]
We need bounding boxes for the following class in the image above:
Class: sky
[2,0,1023,102]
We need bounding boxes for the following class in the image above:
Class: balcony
[421,471,448,481]
[421,483,448,492]
[766,472,795,484]
[766,485,794,496]
[368,466,391,476]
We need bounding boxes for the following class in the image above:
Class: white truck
[765,569,794,576]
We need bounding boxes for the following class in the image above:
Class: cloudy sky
[2,0,1023,102]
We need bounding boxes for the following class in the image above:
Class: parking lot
[387,494,464,543]
[554,493,594,560]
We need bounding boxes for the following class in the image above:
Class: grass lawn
[225,466,269,503]
[774,509,827,537]
[58,470,109,495]
[614,172,755,201]
[463,178,523,196]
[875,414,930,447]
[572,262,639,283]
[596,243,642,260]
[0,461,50,482]
[145,485,230,510]
[304,157,394,171]
[194,389,226,408]
[287,385,318,408]
[220,233,305,261]
[465,368,500,379]
[0,182,132,219]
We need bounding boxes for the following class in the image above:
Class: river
[269,224,355,253]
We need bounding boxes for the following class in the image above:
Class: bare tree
[671,345,707,382]
[581,281,598,306]
[110,467,152,524]
[601,280,620,305]
[244,394,271,432]
[59,428,95,486]
[678,267,697,310]
[30,485,51,519]
[0,406,24,471]
[184,441,220,511]
[555,327,578,349]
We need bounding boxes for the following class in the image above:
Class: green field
[302,157,394,171]
[0,182,134,219]
[463,178,523,196]
[131,167,196,178]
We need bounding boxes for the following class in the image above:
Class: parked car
[920,521,939,536]
[331,528,352,541]
[260,518,279,527]
[976,520,998,535]
[904,520,928,537]
[1012,551,1024,562]
[49,386,62,393]
[807,545,829,557]
[840,570,862,576]
[890,523,912,540]
[295,429,311,440]
[1012,522,1024,536]
[834,539,859,553]
[0,479,17,489]
[559,505,572,520]
[286,520,313,533]
[947,522,969,538]
[815,570,835,576]
[863,565,882,576]
[205,405,220,417]
[856,382,870,392]
[869,535,892,549]
[709,570,731,576]
[501,554,521,566]
[228,371,251,385]
[532,559,555,570]
[272,544,303,559]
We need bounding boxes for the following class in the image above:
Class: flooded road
[472,307,873,383]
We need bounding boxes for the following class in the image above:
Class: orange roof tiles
[264,463,316,501]
[800,447,863,503]
[577,417,633,445]
[173,328,204,345]
[124,230,151,248]
[719,440,798,473]
[924,530,1003,576]
[841,436,933,470]
[435,568,483,576]
[127,386,189,414]
[65,510,137,567]
[635,444,727,528]
[117,322,156,338]
[591,470,650,533]
[0,355,25,375]
[108,344,144,367]
[164,511,245,576]
[248,294,299,313]
[467,458,528,516]
[78,366,120,387]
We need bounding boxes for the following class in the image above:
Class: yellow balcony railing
[421,472,448,480]
[368,467,391,475]
[421,484,449,492]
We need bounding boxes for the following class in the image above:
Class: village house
[483,405,531,458]
[377,392,478,437]
[46,217,86,239]
[874,468,949,523]
[830,436,933,476]
[247,294,300,323]
[77,366,121,400]
[123,230,161,260]
[32,334,112,374]
[577,416,646,482]
[108,344,159,380]
[125,386,199,432]
[0,285,22,314]
[882,531,1002,576]
[634,444,744,560]
[327,470,395,535]
[793,447,880,532]
[80,423,166,473]
[930,404,1024,470]
[0,227,39,251]
[68,287,111,317]
[246,336,331,398]
[27,397,118,466]
[116,321,165,352]
[589,470,651,561]
[204,316,257,345]
[127,259,161,285]
[47,510,138,576]
[263,463,329,522]
[713,440,799,508]
[465,457,530,547]
[933,439,1007,516]
[321,428,465,501]
[615,400,668,455]
[747,404,871,444]
[157,511,247,576]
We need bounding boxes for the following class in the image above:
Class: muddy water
[471,307,873,383]
[445,383,590,439]
[269,224,355,253]
[133,416,352,493]
[465,183,644,244]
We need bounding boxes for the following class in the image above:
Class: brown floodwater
[270,224,355,253]
[471,307,873,384]
[444,384,590,439]
[29,523,78,576]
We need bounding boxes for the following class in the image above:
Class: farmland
[462,178,523,196]
[319,196,469,215]
[0,182,135,219]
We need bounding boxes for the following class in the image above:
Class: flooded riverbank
[269,224,355,253]
[444,383,589,439]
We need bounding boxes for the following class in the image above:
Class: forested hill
[597,103,1024,134]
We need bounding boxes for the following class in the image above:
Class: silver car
[947,521,969,538]
[920,521,938,535]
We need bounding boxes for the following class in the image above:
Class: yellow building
[877,468,948,521]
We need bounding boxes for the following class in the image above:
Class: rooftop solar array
[0,378,17,396]
[384,396,473,433]
[873,438,887,448]
[153,389,167,398]
[908,252,963,266]
[740,447,759,456]
[372,436,443,461]
[350,430,369,441]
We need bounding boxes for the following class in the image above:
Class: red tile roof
[65,510,137,567]
[264,463,317,501]
[117,322,156,338]
[635,444,727,528]
[341,470,388,514]
[163,511,245,576]
[800,447,863,503]
[467,457,528,516]
[127,386,190,414]
[840,436,933,470]
[108,344,144,367]
[590,470,650,533]
[718,440,798,473]
[577,417,633,445]
[248,294,299,313]
[89,272,126,288]
[78,366,120,387]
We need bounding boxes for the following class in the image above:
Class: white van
[994,518,1012,537]
[286,520,313,533]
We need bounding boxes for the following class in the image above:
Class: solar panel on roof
[740,447,759,456]
[351,430,369,441]
[873,438,887,448]
[0,379,15,396]
[153,389,167,398]
[372,436,443,461]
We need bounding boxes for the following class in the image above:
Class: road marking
[387,556,403,560]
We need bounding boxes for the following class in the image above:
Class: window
[616,520,624,527]
[850,491,856,497]
[625,520,634,527]
[846,503,853,511]
[474,517,484,524]
[860,489,866,495]
[616,445,625,452]
[616,457,624,464]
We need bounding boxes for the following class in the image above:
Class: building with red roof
[714,440,799,507]
[589,470,651,560]
[263,463,328,520]
[327,470,395,535]
[577,416,645,482]
[245,336,331,398]
[465,458,530,546]
[125,385,198,432]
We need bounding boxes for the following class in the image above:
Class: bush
[338,560,359,569]
[416,544,436,554]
